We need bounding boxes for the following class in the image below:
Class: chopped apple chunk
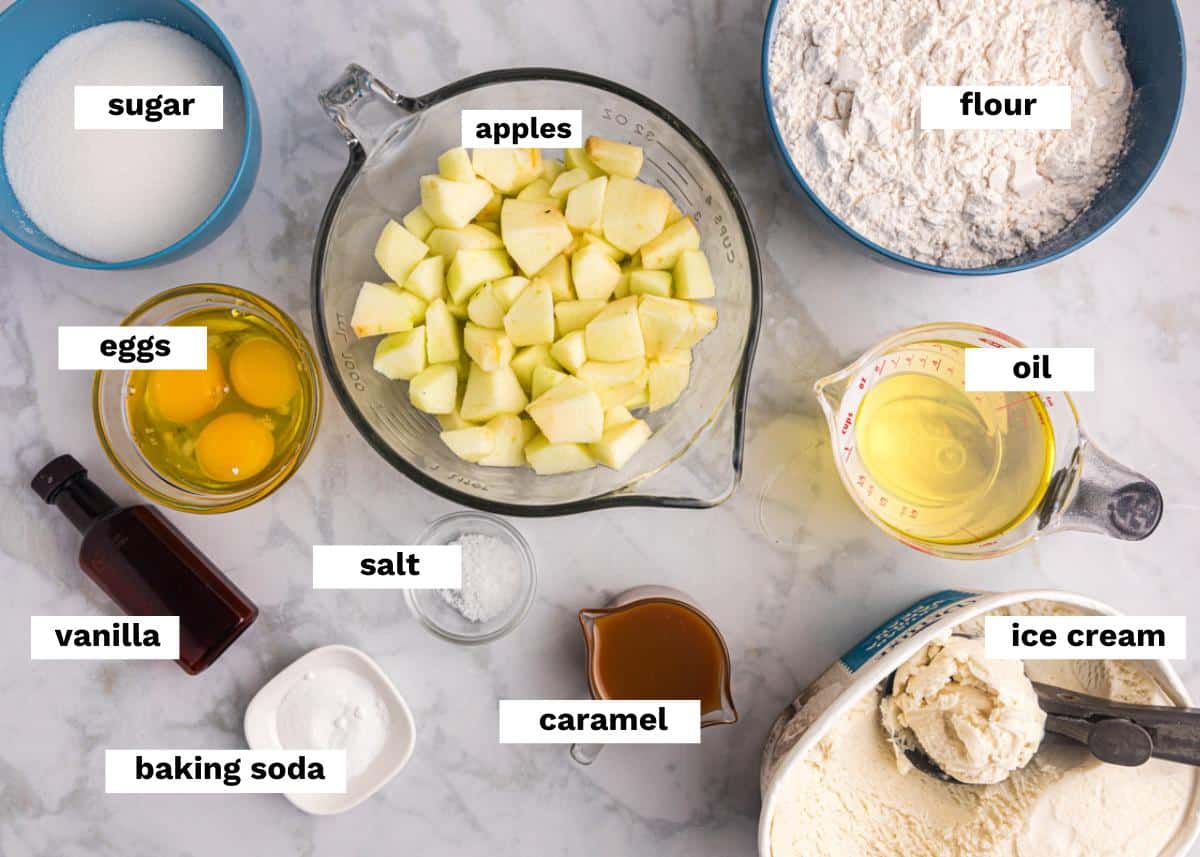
[409,363,459,414]
[673,248,716,299]
[460,364,528,422]
[585,136,644,179]
[472,149,542,194]
[585,296,645,361]
[501,199,574,276]
[550,330,588,374]
[554,299,608,335]
[403,256,445,303]
[565,176,607,235]
[526,377,604,444]
[590,418,652,468]
[440,425,494,462]
[503,279,555,346]
[640,217,700,270]
[437,147,476,182]
[447,247,512,304]
[424,298,461,364]
[374,327,427,380]
[602,176,671,254]
[478,415,537,467]
[419,175,493,229]
[374,220,429,285]
[463,324,515,372]
[524,434,595,475]
[426,224,503,261]
[351,281,417,337]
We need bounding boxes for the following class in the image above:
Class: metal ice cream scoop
[883,673,1200,785]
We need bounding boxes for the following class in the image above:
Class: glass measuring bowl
[815,323,1162,559]
[311,65,761,516]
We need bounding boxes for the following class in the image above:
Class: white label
[984,616,1186,660]
[498,700,701,744]
[920,86,1071,130]
[311,545,462,590]
[58,326,208,370]
[31,616,180,660]
[462,109,583,148]
[75,86,224,130]
[964,347,1094,392]
[105,750,346,794]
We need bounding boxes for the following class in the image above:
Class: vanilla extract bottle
[32,455,257,674]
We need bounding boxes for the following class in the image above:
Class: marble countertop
[1,0,1198,854]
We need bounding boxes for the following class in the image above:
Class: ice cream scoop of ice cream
[880,636,1046,784]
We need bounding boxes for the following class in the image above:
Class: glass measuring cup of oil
[815,323,1162,559]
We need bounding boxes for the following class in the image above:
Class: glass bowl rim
[310,66,763,517]
[92,282,323,514]
[403,511,538,645]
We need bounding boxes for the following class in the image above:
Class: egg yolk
[194,412,275,482]
[229,338,300,409]
[148,347,227,423]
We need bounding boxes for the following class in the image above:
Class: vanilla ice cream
[880,636,1046,784]
[768,602,1196,857]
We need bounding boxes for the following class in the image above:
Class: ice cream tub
[758,588,1200,857]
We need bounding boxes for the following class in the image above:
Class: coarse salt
[438,533,522,624]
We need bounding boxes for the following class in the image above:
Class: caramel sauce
[587,600,727,715]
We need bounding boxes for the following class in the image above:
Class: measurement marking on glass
[666,160,689,187]
[646,156,693,208]
[657,140,702,188]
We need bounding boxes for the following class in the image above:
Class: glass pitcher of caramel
[574,586,738,764]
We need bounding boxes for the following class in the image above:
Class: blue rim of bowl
[759,0,1188,276]
[0,0,258,270]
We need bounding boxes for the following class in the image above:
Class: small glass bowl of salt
[405,512,536,645]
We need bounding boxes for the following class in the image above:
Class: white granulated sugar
[3,22,245,263]
[439,533,522,624]
[768,0,1132,268]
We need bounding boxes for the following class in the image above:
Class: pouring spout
[813,368,854,424]
[1047,433,1163,541]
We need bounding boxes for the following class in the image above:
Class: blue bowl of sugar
[0,0,260,269]
[761,0,1187,275]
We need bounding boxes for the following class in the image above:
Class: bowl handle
[318,64,419,152]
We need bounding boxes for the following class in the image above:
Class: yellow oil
[126,307,313,493]
[854,345,1055,545]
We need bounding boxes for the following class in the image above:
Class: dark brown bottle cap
[32,454,87,504]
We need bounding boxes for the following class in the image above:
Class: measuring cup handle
[318,64,419,152]
[1053,433,1162,541]
[569,743,605,765]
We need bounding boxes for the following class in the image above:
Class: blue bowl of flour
[761,0,1186,276]
[0,0,260,269]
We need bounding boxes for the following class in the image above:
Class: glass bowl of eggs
[93,284,322,513]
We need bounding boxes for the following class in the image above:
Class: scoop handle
[1034,682,1200,767]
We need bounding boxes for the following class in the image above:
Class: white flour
[768,0,1132,268]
